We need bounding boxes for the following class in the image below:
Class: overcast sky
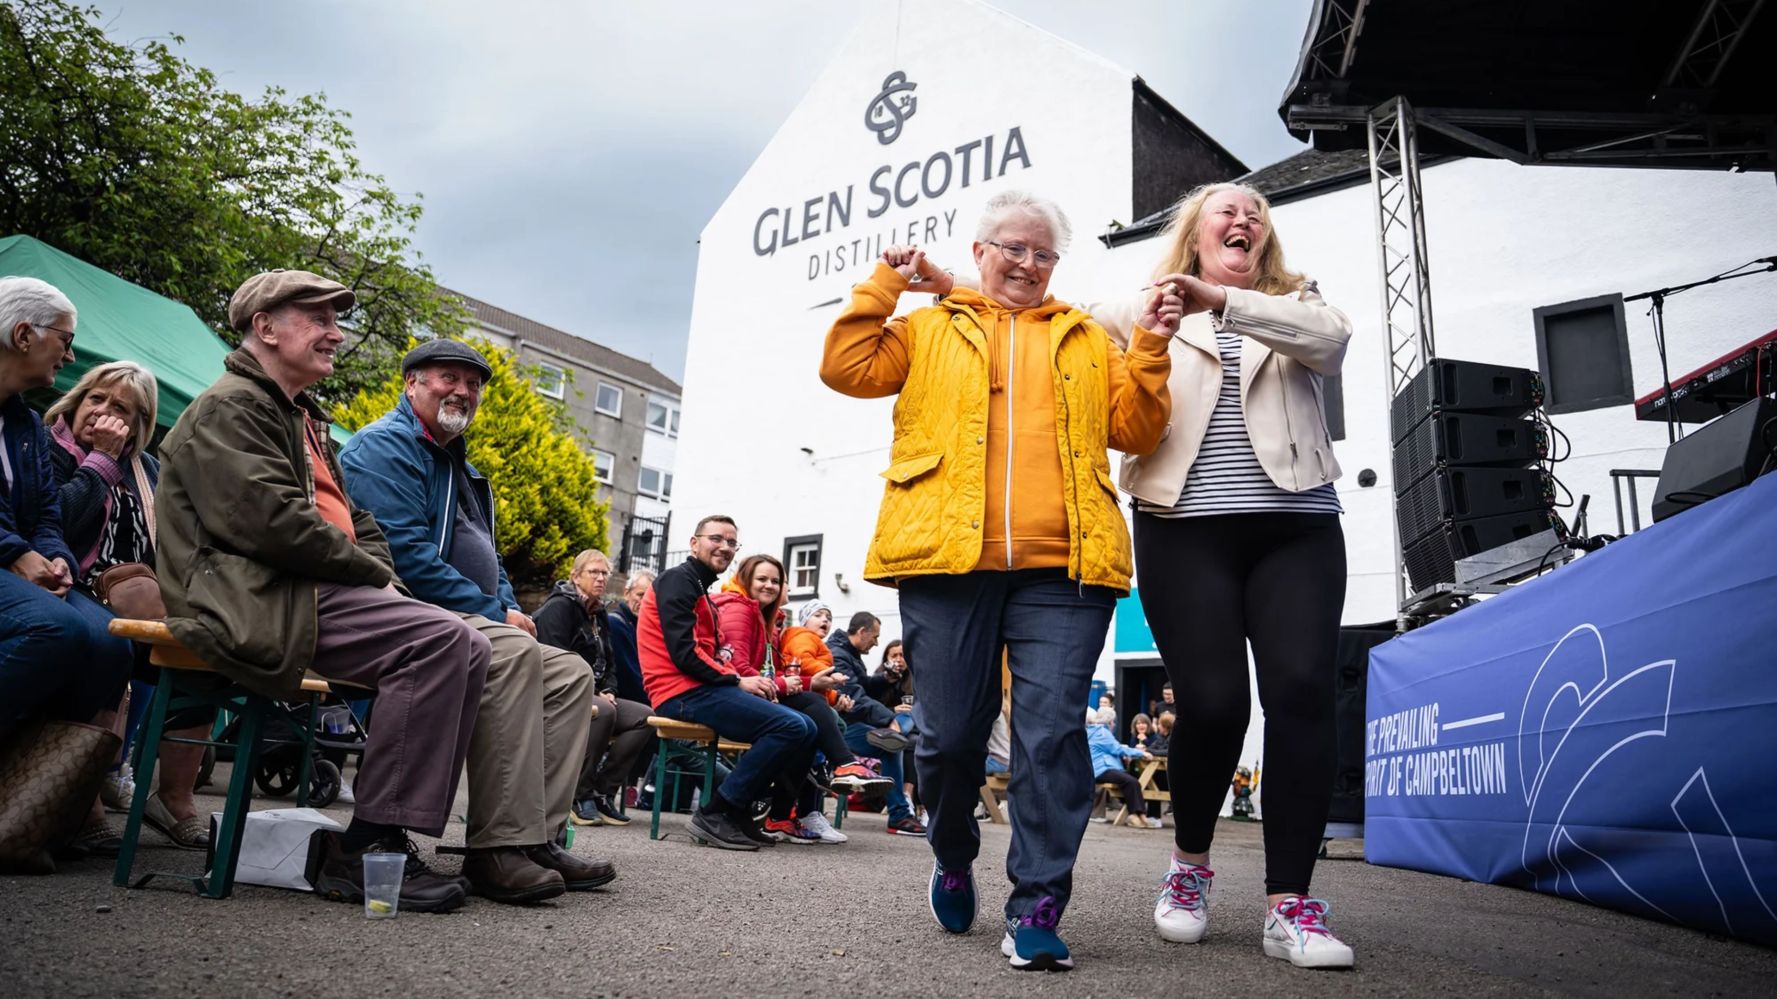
[102,0,1316,382]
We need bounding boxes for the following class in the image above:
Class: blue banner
[1365,471,1777,946]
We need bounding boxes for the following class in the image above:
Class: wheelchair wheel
[307,759,342,808]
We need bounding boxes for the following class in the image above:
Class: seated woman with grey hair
[0,275,134,873]
[45,360,215,852]
[820,189,1182,971]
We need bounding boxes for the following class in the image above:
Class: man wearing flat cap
[339,337,611,902]
[156,270,492,913]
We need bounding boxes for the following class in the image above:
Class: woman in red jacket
[713,554,888,844]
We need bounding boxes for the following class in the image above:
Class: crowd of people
[2,175,1355,973]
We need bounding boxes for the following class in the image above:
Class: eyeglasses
[985,241,1061,269]
[696,534,742,550]
[33,324,75,347]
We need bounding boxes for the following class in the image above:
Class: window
[534,362,566,400]
[782,534,823,599]
[638,465,673,500]
[594,382,623,418]
[1533,293,1633,414]
[647,398,681,437]
[590,448,615,485]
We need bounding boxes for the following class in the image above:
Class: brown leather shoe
[462,846,566,904]
[524,841,616,890]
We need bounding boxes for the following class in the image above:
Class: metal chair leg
[114,679,173,888]
[205,698,263,899]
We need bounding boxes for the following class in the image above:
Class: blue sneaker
[999,897,1072,971]
[929,862,977,933]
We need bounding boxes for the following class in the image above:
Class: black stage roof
[1280,0,1777,172]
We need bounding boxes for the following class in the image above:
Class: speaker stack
[1392,360,1560,592]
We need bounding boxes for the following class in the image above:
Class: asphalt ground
[4,769,1775,998]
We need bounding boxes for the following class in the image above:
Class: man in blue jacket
[339,339,610,903]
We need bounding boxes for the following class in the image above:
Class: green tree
[334,337,611,590]
[0,0,465,402]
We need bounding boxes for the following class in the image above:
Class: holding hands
[1138,284,1187,336]
[1152,273,1229,317]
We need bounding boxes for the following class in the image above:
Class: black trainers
[307,831,467,913]
[865,727,913,753]
[687,808,760,851]
[736,812,778,848]
[570,798,603,826]
[591,793,630,826]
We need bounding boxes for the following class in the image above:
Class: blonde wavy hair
[44,360,160,456]
[1151,182,1306,297]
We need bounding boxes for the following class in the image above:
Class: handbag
[0,721,122,873]
[93,455,165,620]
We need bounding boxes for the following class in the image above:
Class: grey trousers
[576,695,654,800]
[455,615,596,848]
[312,584,490,837]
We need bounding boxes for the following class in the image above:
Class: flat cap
[228,270,356,332]
[402,338,493,380]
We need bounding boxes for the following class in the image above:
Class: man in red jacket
[639,515,816,850]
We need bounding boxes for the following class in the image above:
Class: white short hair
[976,190,1072,253]
[0,276,77,349]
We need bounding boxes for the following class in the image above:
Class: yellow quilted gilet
[861,297,1135,592]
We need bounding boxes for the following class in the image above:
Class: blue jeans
[657,683,817,813]
[843,721,913,822]
[0,571,133,739]
[901,568,1115,925]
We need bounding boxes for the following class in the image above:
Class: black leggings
[1098,768,1145,816]
[1133,511,1346,896]
[781,691,855,766]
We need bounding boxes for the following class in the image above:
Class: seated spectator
[339,338,610,902]
[1088,715,1153,828]
[1148,681,1174,720]
[1151,711,1174,756]
[156,270,491,912]
[780,601,836,705]
[45,360,216,851]
[828,612,924,836]
[607,569,654,705]
[534,548,652,829]
[1129,713,1158,753]
[714,554,888,844]
[1087,691,1117,728]
[640,516,817,851]
[0,276,133,870]
[868,639,916,735]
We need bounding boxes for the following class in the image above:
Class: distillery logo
[865,71,918,145]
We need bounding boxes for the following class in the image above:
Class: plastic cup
[362,852,404,919]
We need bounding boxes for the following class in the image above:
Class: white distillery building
[673,0,1777,776]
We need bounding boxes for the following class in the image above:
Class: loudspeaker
[1392,413,1550,494]
[1329,623,1395,827]
[1652,395,1777,522]
[1397,467,1555,546]
[1403,509,1563,593]
[1391,359,1545,442]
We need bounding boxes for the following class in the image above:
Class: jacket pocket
[185,548,288,668]
[879,450,943,484]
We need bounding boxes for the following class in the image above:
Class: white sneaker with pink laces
[1154,863,1212,943]
[1262,896,1354,968]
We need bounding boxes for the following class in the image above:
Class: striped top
[1137,324,1343,519]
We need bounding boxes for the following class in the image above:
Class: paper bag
[206,807,344,891]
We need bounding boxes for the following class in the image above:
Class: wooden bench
[106,619,349,898]
[643,716,754,840]
[979,772,1011,824]
[1110,757,1170,828]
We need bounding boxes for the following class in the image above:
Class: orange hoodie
[780,624,838,703]
[945,288,1075,573]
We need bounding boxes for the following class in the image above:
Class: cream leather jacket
[1087,281,1353,508]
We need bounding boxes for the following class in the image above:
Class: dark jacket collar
[224,348,331,423]
[683,555,719,589]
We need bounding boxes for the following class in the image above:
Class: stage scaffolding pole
[1366,96,1437,625]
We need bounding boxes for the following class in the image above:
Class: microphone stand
[1625,256,1777,445]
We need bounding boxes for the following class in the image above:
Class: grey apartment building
[447,288,682,571]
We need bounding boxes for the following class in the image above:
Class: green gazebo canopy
[1,234,232,429]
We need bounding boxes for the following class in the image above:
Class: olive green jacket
[155,349,396,699]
